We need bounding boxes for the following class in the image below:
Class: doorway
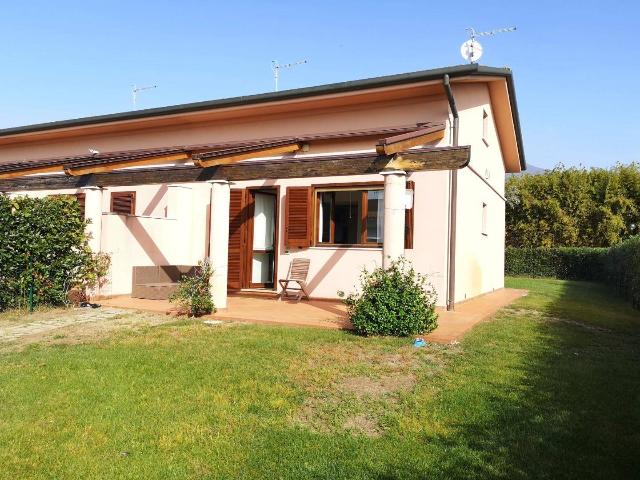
[227,187,279,291]
[245,188,278,288]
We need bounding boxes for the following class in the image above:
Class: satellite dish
[461,39,483,63]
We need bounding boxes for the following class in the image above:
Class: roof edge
[0,63,525,169]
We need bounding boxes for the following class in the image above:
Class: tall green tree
[506,163,640,248]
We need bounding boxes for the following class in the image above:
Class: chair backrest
[288,258,310,282]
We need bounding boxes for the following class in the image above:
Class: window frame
[482,109,490,147]
[481,202,488,236]
[307,181,415,249]
[314,185,384,248]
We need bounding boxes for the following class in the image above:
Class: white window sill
[306,246,383,252]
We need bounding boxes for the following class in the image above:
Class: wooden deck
[100,288,528,343]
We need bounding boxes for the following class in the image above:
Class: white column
[81,186,103,252]
[208,180,230,309]
[381,170,406,269]
[166,184,194,265]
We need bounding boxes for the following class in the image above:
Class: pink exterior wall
[452,83,507,302]
[91,169,451,302]
[232,170,451,303]
[101,213,178,295]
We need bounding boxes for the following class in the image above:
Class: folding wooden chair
[278,258,311,301]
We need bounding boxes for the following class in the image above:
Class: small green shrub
[339,257,438,337]
[505,247,607,280]
[170,260,216,317]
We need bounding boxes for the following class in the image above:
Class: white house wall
[452,83,507,302]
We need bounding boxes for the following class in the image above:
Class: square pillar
[208,180,230,309]
[380,170,406,269]
[166,184,194,265]
[81,186,103,253]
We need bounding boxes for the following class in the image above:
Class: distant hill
[507,164,546,178]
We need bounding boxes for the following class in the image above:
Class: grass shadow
[403,277,640,479]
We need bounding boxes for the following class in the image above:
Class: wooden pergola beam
[0,164,64,180]
[0,146,470,192]
[193,142,301,168]
[385,148,461,170]
[376,124,445,155]
[64,153,190,176]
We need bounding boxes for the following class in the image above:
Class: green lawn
[0,278,638,479]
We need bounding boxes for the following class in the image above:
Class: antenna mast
[132,84,158,109]
[271,59,308,92]
[461,26,516,63]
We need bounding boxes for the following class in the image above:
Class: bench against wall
[131,266,197,300]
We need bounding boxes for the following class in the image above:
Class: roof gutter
[443,74,458,311]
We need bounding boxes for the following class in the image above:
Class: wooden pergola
[0,122,470,192]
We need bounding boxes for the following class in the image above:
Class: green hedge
[0,194,97,310]
[604,236,640,309]
[505,247,608,281]
[506,238,640,310]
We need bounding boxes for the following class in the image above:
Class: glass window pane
[366,190,384,243]
[333,191,362,244]
[253,193,275,250]
[252,252,273,284]
[319,192,332,243]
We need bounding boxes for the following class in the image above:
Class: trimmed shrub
[604,236,640,309]
[170,259,215,317]
[506,240,640,310]
[505,247,607,281]
[339,257,438,337]
[0,194,105,311]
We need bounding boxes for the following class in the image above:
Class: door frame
[243,186,280,290]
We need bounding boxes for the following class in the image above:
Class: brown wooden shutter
[404,181,415,249]
[227,189,246,290]
[110,191,136,215]
[284,186,312,249]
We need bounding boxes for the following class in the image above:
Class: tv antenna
[460,26,516,63]
[131,84,157,109]
[271,59,308,92]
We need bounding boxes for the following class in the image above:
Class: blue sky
[0,0,636,169]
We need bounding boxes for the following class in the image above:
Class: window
[482,202,488,236]
[482,109,489,146]
[74,193,86,218]
[316,188,384,245]
[110,191,136,215]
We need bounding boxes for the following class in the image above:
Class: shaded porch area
[100,288,528,343]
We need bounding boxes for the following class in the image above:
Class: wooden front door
[226,188,278,290]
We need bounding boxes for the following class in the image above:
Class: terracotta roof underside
[0,124,434,175]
